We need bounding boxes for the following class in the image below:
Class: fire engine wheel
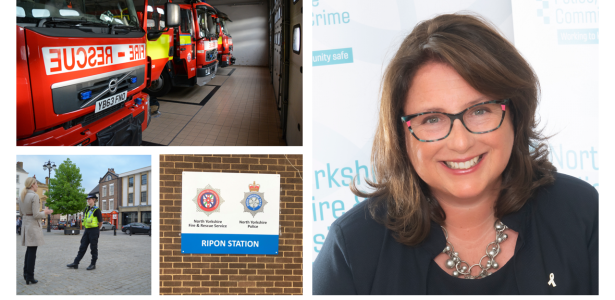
[145,70,172,97]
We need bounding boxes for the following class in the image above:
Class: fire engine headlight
[135,97,143,105]
[79,90,92,101]
[130,76,138,84]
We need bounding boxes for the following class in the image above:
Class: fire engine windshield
[220,19,230,35]
[16,0,141,29]
[196,8,215,39]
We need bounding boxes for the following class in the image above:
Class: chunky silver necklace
[441,220,508,279]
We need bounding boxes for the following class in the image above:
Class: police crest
[241,181,268,217]
[192,184,224,216]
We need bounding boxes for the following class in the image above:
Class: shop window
[124,212,138,225]
[141,211,151,225]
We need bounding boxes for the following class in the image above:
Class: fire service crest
[192,184,224,216]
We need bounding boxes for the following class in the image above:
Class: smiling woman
[312,13,598,295]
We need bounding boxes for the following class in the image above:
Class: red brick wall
[159,154,303,295]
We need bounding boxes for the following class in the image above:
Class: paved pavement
[16,229,151,295]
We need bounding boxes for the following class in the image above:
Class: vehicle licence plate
[95,91,127,113]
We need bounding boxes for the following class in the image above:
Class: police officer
[66,194,102,270]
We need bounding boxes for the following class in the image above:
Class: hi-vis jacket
[84,206,100,229]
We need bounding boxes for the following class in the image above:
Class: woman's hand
[44,208,53,215]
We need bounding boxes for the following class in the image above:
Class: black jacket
[313,173,598,294]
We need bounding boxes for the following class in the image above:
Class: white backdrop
[312,0,599,262]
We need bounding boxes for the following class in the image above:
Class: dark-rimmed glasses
[400,99,509,142]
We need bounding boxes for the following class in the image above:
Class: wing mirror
[165,3,180,27]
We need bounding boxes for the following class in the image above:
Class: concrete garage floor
[142,66,286,146]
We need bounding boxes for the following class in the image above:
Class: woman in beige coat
[19,177,53,285]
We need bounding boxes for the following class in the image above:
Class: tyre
[145,70,172,98]
[101,227,104,231]
[126,229,131,235]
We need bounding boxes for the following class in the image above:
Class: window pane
[141,212,151,225]
[128,193,133,203]
[146,0,169,31]
[293,25,301,53]
[129,177,134,187]
[142,174,147,185]
[181,9,190,33]
[141,191,147,203]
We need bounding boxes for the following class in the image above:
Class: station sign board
[181,172,280,255]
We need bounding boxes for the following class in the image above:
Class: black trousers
[73,227,99,265]
[24,246,37,278]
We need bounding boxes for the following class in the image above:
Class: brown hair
[351,13,556,246]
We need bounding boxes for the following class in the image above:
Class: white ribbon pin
[548,273,557,287]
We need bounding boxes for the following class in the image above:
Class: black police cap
[87,193,98,200]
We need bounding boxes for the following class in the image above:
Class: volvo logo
[108,78,119,93]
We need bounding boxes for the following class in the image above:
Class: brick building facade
[159,154,303,295]
[99,168,120,214]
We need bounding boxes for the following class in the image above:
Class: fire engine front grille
[206,49,217,61]
[51,65,145,115]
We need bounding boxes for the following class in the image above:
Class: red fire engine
[16,0,178,146]
[213,9,235,68]
[145,0,218,97]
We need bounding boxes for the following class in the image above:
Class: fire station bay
[16,0,303,146]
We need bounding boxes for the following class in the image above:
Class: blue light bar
[135,98,142,105]
[130,76,137,84]
[79,90,92,100]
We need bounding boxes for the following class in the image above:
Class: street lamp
[43,160,56,232]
